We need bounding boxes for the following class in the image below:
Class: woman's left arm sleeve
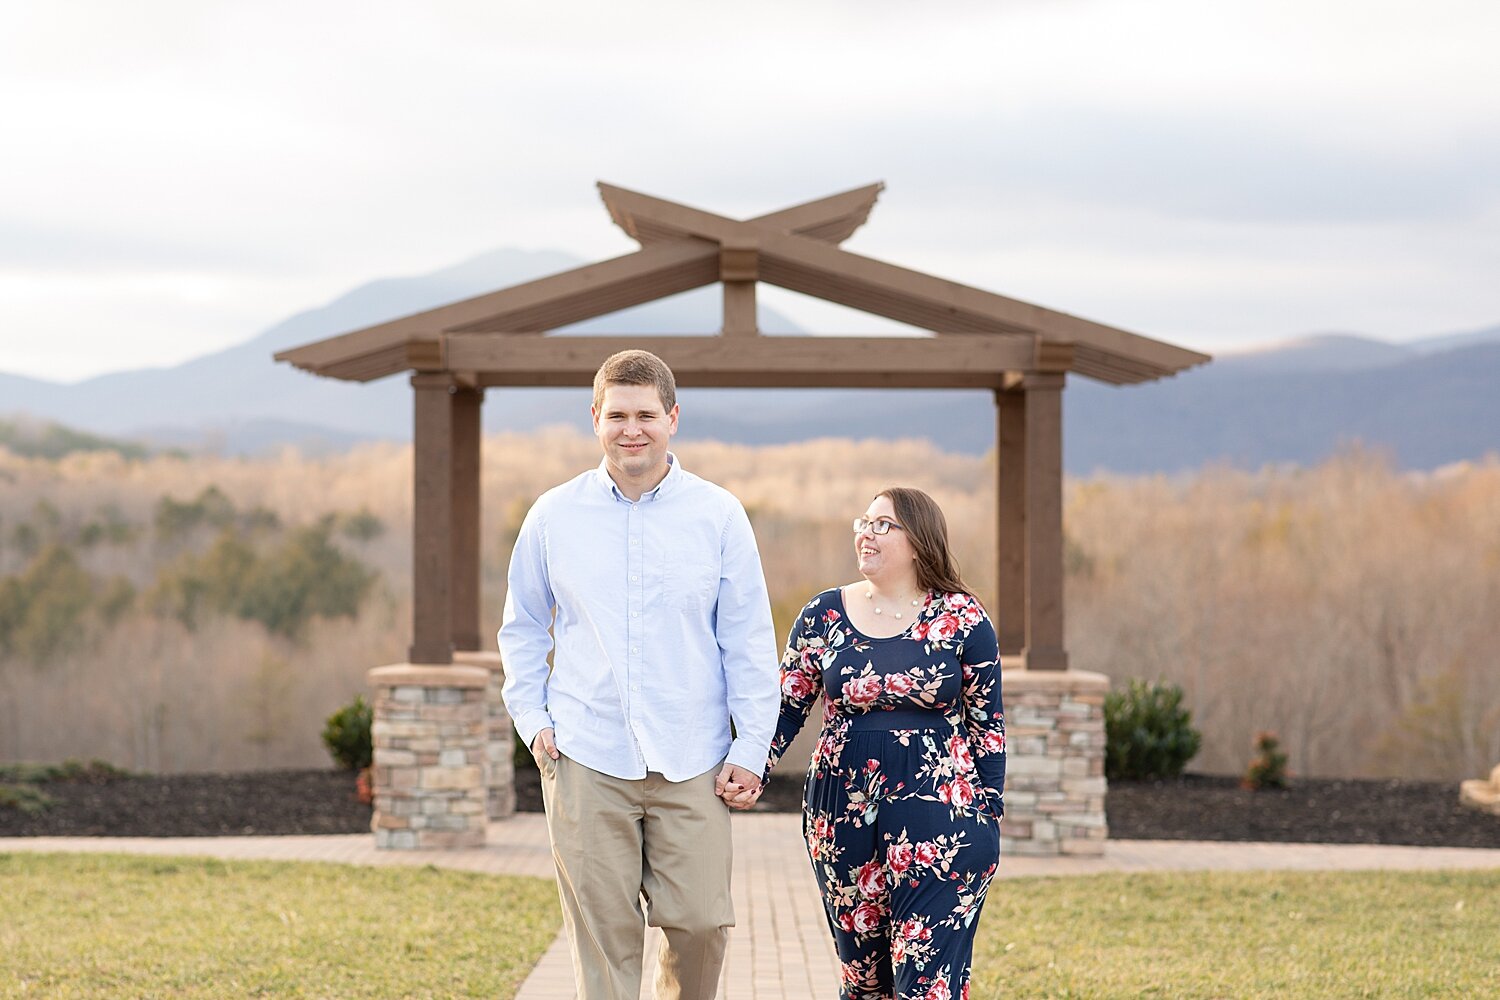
[961,613,1005,815]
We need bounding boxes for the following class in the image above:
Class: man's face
[592,383,678,482]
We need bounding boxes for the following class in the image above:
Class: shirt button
[630,611,639,618]
[631,647,639,654]
[630,575,638,582]
[631,683,641,692]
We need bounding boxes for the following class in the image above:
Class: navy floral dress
[767,587,1005,1000]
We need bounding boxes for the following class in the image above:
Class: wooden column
[994,388,1026,657]
[451,386,483,652]
[1021,370,1068,670]
[410,373,454,664]
[720,237,758,335]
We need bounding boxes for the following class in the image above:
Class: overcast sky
[3,0,1497,382]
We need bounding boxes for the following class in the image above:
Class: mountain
[1063,341,1500,473]
[1409,322,1500,356]
[2,250,1498,472]
[1214,333,1416,375]
[0,248,810,451]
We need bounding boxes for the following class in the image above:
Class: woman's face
[855,494,917,581]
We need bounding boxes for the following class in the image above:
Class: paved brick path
[6,815,1500,999]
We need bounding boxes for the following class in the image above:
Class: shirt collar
[594,452,682,503]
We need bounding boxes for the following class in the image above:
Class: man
[499,349,778,1000]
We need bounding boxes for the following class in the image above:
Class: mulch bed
[0,769,374,838]
[1104,773,1500,849]
[3,767,1497,849]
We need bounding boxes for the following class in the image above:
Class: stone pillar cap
[999,667,1111,690]
[367,663,489,688]
[452,650,505,672]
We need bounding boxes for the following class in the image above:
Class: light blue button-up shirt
[498,455,779,782]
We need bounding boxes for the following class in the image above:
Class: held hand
[531,728,560,761]
[715,763,762,811]
[724,784,763,811]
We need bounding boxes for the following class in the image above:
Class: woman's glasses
[852,517,904,535]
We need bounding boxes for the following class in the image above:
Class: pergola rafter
[275,182,1209,670]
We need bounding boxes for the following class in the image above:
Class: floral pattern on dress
[768,587,1004,1000]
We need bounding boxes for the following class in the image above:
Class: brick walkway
[6,816,1500,999]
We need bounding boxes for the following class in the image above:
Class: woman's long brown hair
[876,486,975,599]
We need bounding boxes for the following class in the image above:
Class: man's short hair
[592,350,677,413]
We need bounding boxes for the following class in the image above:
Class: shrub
[1242,730,1291,789]
[1104,678,1203,780]
[322,695,373,771]
[0,784,54,814]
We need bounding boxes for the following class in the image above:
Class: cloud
[0,218,294,274]
[1,0,1499,380]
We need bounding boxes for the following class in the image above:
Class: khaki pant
[538,753,733,1000]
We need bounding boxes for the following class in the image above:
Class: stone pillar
[368,663,488,849]
[1000,667,1108,856]
[453,650,516,820]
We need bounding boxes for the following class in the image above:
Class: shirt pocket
[665,561,718,613]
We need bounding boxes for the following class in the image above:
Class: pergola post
[994,388,1026,657]
[1021,370,1068,671]
[451,386,483,652]
[720,236,758,335]
[410,373,455,665]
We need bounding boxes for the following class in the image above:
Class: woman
[733,486,1004,1000]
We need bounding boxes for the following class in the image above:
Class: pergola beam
[595,184,1210,382]
[276,240,723,380]
[442,334,1038,389]
[599,181,884,247]
[280,182,1207,389]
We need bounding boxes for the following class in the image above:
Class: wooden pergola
[277,183,1208,669]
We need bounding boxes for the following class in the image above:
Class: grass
[0,853,561,999]
[0,762,132,816]
[0,759,131,785]
[973,869,1500,998]
[0,785,53,814]
[4,858,1495,1000]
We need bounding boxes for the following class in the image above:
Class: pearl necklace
[865,588,922,619]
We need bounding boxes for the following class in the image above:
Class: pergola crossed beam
[276,183,1209,669]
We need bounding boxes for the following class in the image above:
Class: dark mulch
[1104,773,1500,849]
[0,769,373,837]
[3,766,1497,848]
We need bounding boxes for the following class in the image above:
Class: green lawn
[0,853,560,999]
[5,854,1498,998]
[973,869,1500,999]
